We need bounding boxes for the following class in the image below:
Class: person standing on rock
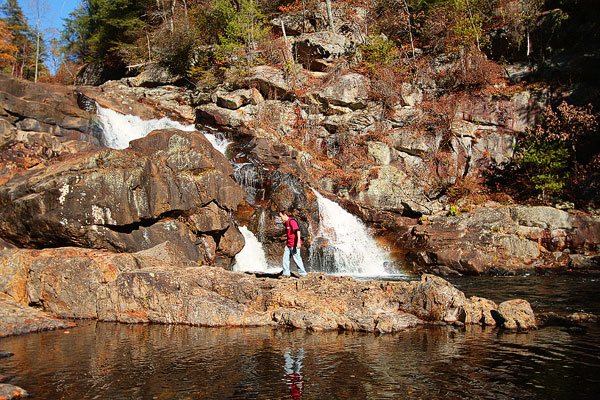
[279,210,308,277]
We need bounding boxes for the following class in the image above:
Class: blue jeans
[282,246,307,276]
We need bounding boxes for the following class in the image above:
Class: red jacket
[285,218,302,248]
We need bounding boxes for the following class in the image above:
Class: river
[1,275,598,399]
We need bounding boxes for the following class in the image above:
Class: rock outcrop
[132,63,186,88]
[0,74,101,147]
[0,383,29,400]
[0,293,75,337]
[399,205,600,275]
[294,32,355,71]
[0,129,245,267]
[0,247,536,333]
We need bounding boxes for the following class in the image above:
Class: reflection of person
[279,210,307,277]
[284,348,305,399]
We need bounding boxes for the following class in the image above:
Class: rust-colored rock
[494,299,537,330]
[0,247,536,335]
[398,205,600,275]
[0,383,29,400]
[0,293,75,338]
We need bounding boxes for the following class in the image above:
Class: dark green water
[1,275,599,399]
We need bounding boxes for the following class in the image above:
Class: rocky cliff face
[191,36,546,220]
[1,59,594,343]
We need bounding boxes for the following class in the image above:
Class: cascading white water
[233,226,279,273]
[95,104,231,154]
[312,190,400,276]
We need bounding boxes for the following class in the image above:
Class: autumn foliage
[513,102,599,205]
[0,19,17,68]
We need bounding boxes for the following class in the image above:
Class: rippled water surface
[1,276,599,399]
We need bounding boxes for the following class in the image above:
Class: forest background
[0,0,598,210]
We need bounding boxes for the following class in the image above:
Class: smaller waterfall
[312,190,400,277]
[258,209,267,243]
[233,162,267,204]
[233,226,279,273]
[96,104,230,154]
[202,127,232,156]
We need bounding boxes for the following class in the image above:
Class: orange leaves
[0,20,17,68]
[278,0,303,14]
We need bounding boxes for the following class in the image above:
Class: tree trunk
[325,0,335,32]
[401,0,415,58]
[34,18,40,82]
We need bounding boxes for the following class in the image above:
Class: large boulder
[0,383,29,399]
[356,165,441,216]
[245,65,295,99]
[133,63,186,88]
[0,129,245,266]
[294,32,355,71]
[0,118,16,146]
[196,103,256,129]
[215,88,263,110]
[493,299,537,330]
[314,73,369,110]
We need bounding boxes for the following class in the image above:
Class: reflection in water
[284,348,305,399]
[1,320,599,399]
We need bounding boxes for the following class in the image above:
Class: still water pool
[1,275,599,399]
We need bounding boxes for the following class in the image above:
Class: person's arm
[296,230,301,249]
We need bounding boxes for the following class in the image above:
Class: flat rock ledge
[0,247,537,334]
[0,294,75,337]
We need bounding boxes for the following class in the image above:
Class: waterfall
[95,104,230,154]
[233,226,279,273]
[312,190,400,277]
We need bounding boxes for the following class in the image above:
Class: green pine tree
[62,0,152,65]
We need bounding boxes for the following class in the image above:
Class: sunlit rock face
[1,247,535,333]
[0,74,102,147]
[0,129,244,267]
[397,206,600,276]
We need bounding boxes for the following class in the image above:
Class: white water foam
[95,104,230,154]
[312,190,399,276]
[233,226,279,273]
